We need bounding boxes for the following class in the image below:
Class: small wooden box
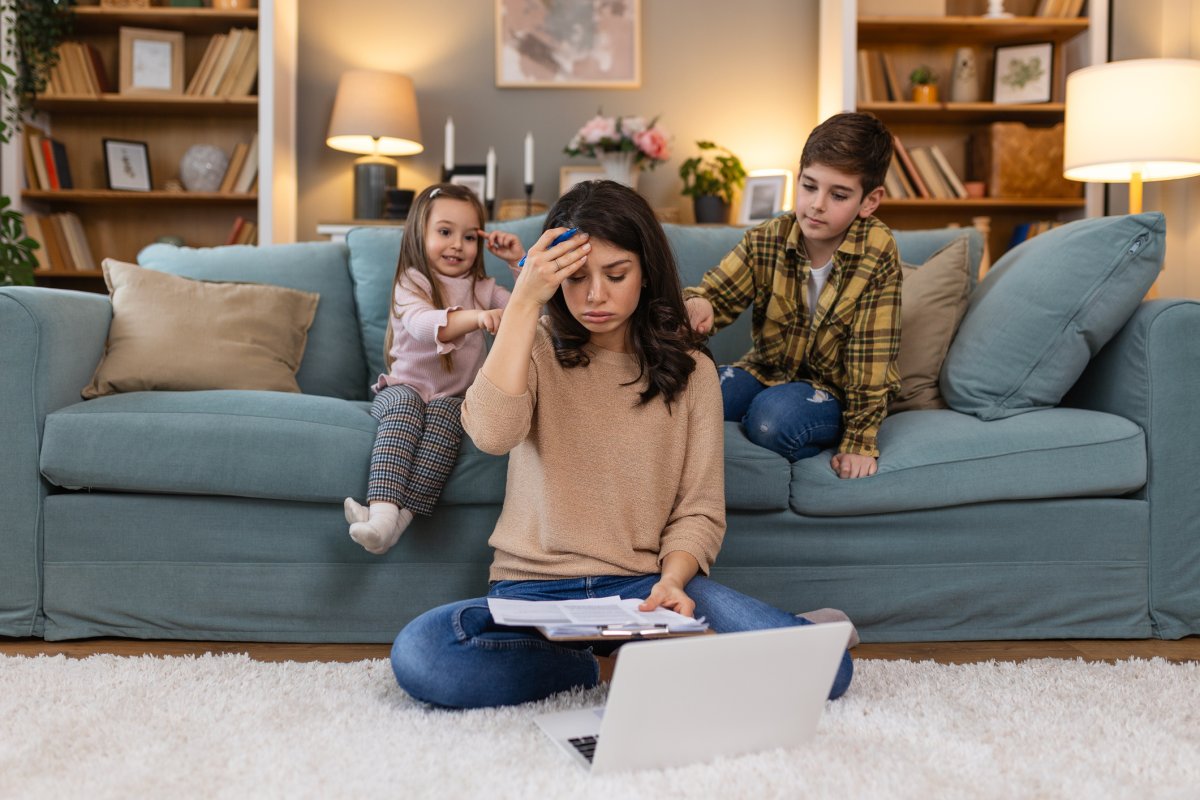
[972,122,1082,199]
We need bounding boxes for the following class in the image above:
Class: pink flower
[634,125,670,162]
[619,116,647,135]
[578,115,617,145]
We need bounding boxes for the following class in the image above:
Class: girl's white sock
[349,502,413,555]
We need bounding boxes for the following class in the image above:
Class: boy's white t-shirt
[807,258,834,318]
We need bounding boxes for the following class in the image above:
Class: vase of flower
[564,112,671,191]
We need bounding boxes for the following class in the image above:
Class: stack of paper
[487,596,709,639]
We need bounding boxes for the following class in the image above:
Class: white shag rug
[1,654,1198,799]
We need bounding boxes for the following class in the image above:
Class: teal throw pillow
[940,212,1164,420]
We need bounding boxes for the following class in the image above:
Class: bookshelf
[0,0,297,289]
[818,0,1108,263]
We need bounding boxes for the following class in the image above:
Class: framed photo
[992,42,1053,105]
[119,26,185,95]
[447,165,487,206]
[559,165,605,196]
[495,0,641,88]
[738,174,788,225]
[103,138,153,191]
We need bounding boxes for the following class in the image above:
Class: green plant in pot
[679,141,746,224]
[0,0,73,286]
[910,64,938,103]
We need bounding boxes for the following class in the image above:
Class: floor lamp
[326,70,424,220]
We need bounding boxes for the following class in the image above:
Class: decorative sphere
[179,145,230,192]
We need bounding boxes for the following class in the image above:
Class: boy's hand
[684,296,714,334]
[477,308,504,334]
[830,452,877,479]
[477,229,526,266]
[639,577,696,618]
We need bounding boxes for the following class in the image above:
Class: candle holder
[524,183,534,216]
[486,199,495,220]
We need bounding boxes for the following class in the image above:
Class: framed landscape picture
[495,0,641,88]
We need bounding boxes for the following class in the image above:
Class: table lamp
[1064,58,1200,215]
[326,70,424,220]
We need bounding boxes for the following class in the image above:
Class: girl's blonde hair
[384,183,488,373]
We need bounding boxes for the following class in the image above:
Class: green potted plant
[910,65,938,103]
[679,141,746,224]
[0,0,72,286]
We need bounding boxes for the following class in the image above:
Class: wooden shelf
[860,101,1066,124]
[23,190,257,205]
[880,197,1085,210]
[858,15,1088,45]
[33,93,257,117]
[72,6,258,34]
[34,270,104,279]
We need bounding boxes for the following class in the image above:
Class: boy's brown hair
[799,112,894,196]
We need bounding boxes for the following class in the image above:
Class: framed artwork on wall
[737,173,788,225]
[559,165,604,196]
[495,0,641,88]
[119,26,185,95]
[447,165,488,206]
[992,42,1053,105]
[103,139,153,191]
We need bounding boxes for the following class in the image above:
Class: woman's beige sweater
[462,320,726,582]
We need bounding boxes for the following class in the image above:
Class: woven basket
[972,123,1082,199]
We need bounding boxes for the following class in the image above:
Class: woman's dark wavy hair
[544,179,710,408]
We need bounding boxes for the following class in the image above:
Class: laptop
[533,621,852,774]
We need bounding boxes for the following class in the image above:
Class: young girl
[344,183,525,554]
[389,180,855,708]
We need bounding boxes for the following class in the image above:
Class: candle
[444,117,455,173]
[524,132,534,185]
[485,147,496,201]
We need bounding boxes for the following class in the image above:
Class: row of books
[1009,219,1064,249]
[885,137,969,200]
[856,50,903,104]
[25,212,97,273]
[43,42,110,96]
[225,216,259,246]
[186,28,259,97]
[23,127,73,191]
[220,133,260,194]
[1034,0,1086,17]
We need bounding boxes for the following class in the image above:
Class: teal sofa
[2,214,1197,644]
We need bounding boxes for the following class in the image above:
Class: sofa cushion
[138,241,367,401]
[891,235,972,412]
[82,260,319,399]
[41,391,510,505]
[940,212,1165,420]
[723,421,790,510]
[788,407,1145,516]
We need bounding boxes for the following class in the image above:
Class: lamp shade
[1064,58,1200,183]
[326,70,424,157]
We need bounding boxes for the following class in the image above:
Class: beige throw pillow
[889,235,973,413]
[83,259,320,399]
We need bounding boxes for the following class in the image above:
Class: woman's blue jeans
[719,366,843,462]
[391,575,854,709]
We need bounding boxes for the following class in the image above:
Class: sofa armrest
[1065,298,1200,638]
[0,287,112,636]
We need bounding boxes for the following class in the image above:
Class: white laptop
[534,622,852,774]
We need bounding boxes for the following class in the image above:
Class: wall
[1111,0,1200,298]
[296,0,817,240]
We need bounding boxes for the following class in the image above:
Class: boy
[683,112,900,480]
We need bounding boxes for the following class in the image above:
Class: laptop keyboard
[568,735,599,762]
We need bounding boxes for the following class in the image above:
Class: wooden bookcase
[0,1,297,290]
[817,0,1108,264]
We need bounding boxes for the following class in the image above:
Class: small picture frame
[447,165,488,206]
[738,174,788,225]
[103,138,153,191]
[559,165,605,196]
[119,26,185,95]
[992,42,1053,105]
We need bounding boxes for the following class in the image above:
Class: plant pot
[692,195,728,224]
[912,84,938,103]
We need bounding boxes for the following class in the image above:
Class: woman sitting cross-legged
[390,180,855,708]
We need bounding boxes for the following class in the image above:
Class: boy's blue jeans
[391,575,854,709]
[719,366,843,462]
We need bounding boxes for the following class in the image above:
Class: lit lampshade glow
[326,70,424,156]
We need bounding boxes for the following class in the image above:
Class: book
[40,214,73,271]
[225,216,246,245]
[225,30,259,97]
[66,43,99,96]
[857,49,874,104]
[22,214,51,271]
[235,220,257,245]
[486,596,709,641]
[187,34,226,95]
[26,129,51,191]
[84,43,111,93]
[219,142,250,193]
[215,28,255,97]
[928,145,968,199]
[892,135,930,198]
[58,212,97,272]
[910,146,953,199]
[22,128,44,190]
[204,28,244,97]
[39,139,60,190]
[878,51,900,101]
[233,133,259,194]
